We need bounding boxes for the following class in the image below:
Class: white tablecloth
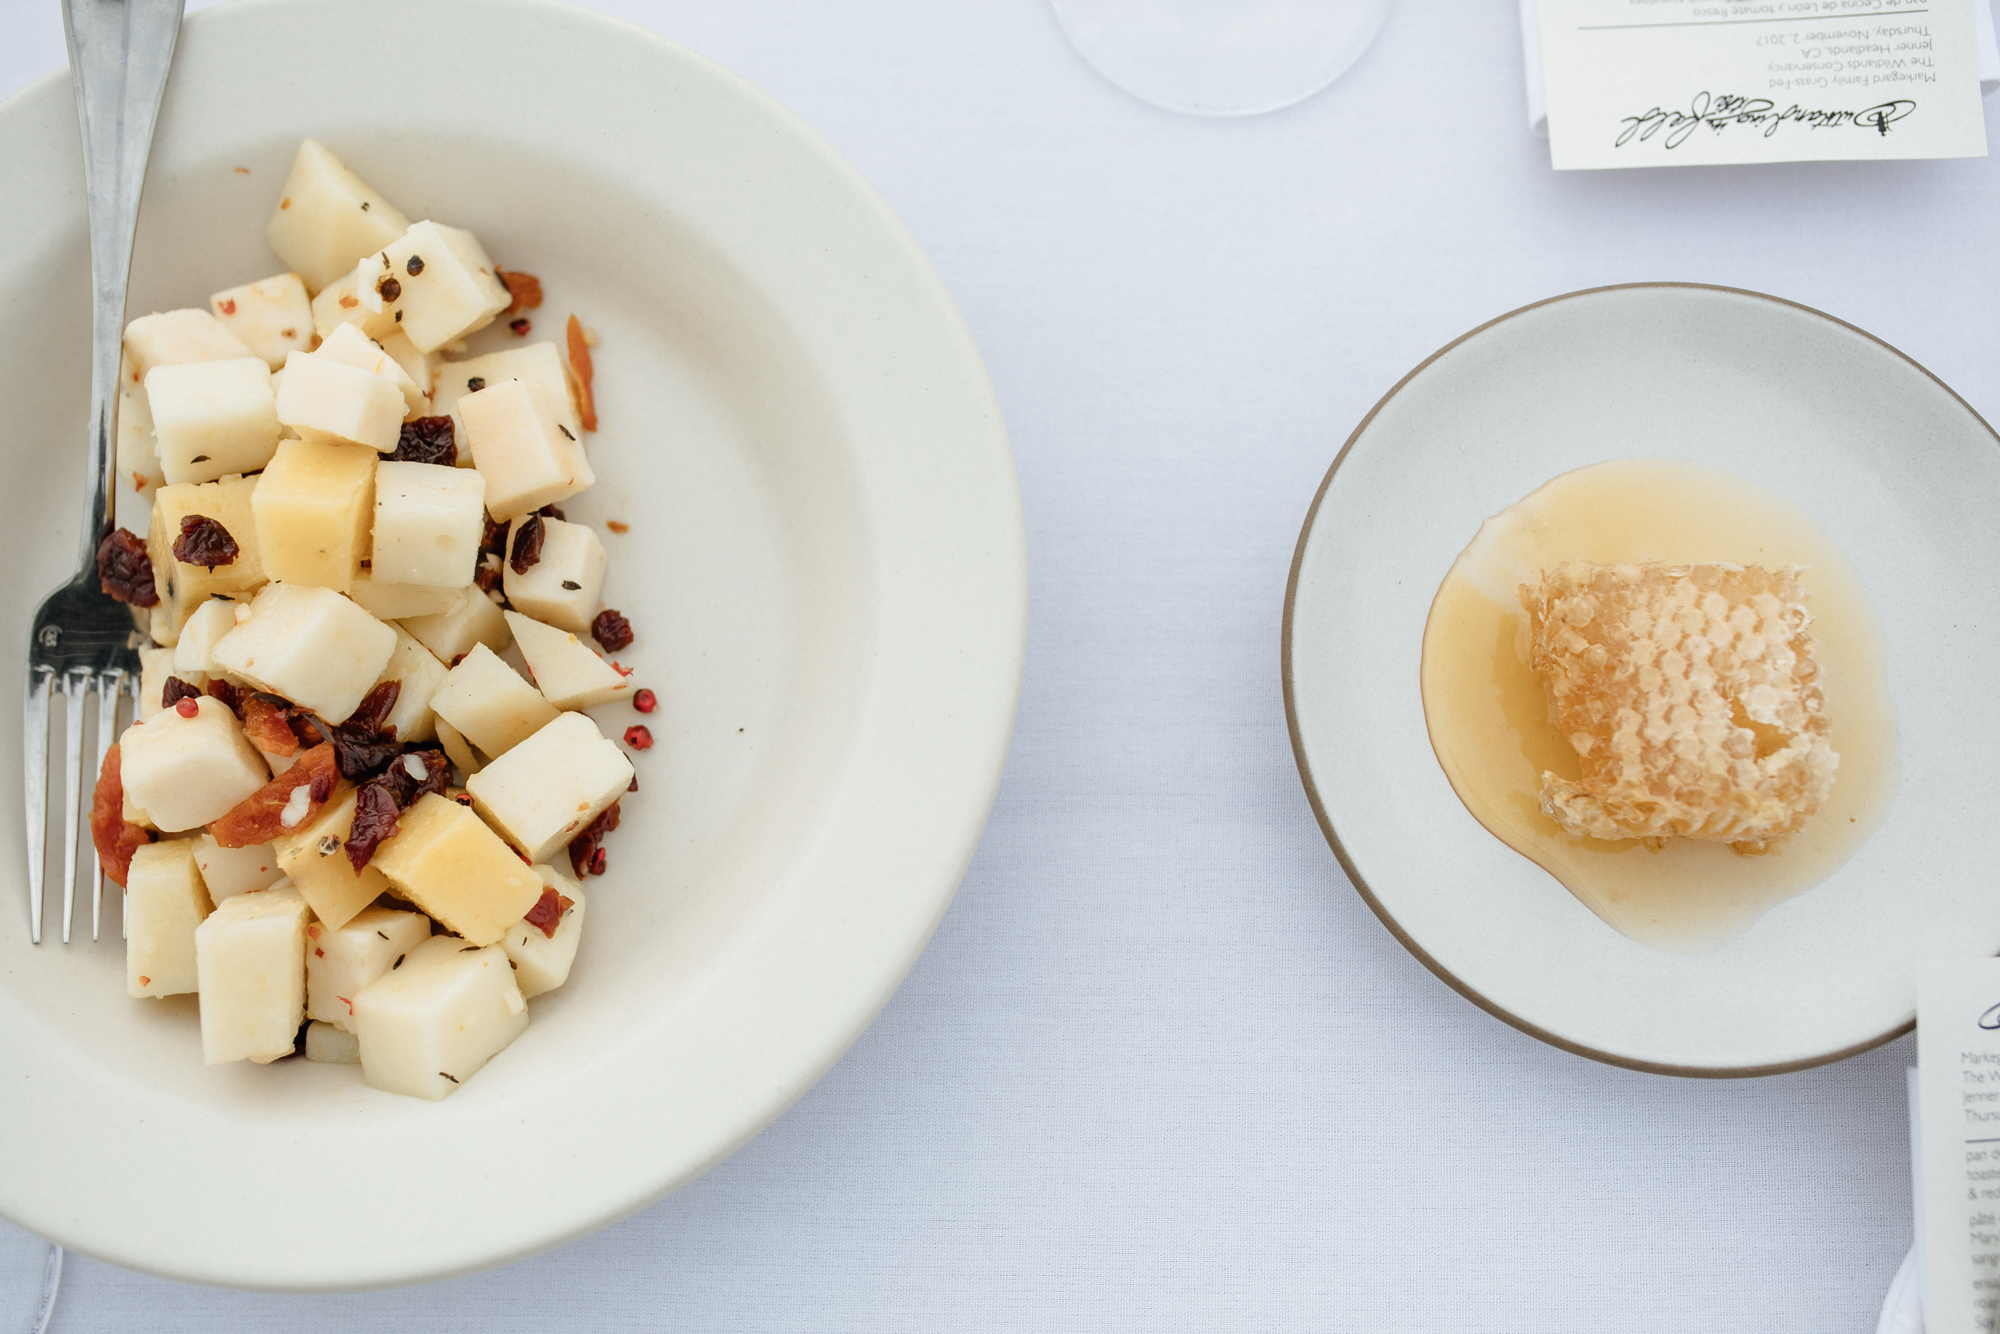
[3,2,1994,1329]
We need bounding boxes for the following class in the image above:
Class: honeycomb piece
[1520,560,1837,850]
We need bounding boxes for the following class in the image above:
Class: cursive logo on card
[1981,1001,2000,1030]
[1615,92,1918,148]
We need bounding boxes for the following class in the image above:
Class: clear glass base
[1050,0,1393,118]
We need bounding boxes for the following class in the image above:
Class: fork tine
[121,674,138,940]
[23,669,50,945]
[92,673,121,942]
[60,673,86,945]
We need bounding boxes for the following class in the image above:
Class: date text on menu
[1537,0,1987,169]
[1918,959,2000,1334]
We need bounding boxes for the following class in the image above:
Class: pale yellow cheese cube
[368,793,543,945]
[195,884,309,1065]
[500,867,584,999]
[250,438,377,592]
[429,643,558,758]
[462,378,592,519]
[146,474,265,639]
[210,582,397,722]
[118,695,269,833]
[192,833,285,903]
[125,839,212,998]
[358,220,510,354]
[171,597,239,678]
[466,712,633,865]
[274,350,405,453]
[264,140,411,294]
[117,363,161,499]
[434,718,484,776]
[316,323,425,418]
[505,611,631,710]
[209,272,313,370]
[275,785,391,930]
[502,516,605,634]
[372,461,485,587]
[347,575,461,621]
[310,269,400,342]
[352,934,527,1100]
[306,905,432,1032]
[377,331,436,415]
[431,342,581,466]
[146,358,283,485]
[398,585,510,663]
[372,626,448,745]
[123,308,255,378]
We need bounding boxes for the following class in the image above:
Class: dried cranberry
[480,515,509,556]
[523,886,573,939]
[474,563,502,593]
[405,254,425,275]
[588,847,607,876]
[592,609,633,653]
[509,514,544,575]
[171,514,239,570]
[205,679,245,716]
[623,724,653,750]
[347,680,402,734]
[174,697,200,719]
[377,276,401,301]
[161,677,203,709]
[388,416,457,466]
[509,317,531,336]
[380,748,449,807]
[567,801,620,878]
[95,529,158,607]
[536,504,565,521]
[345,781,402,872]
[632,689,657,714]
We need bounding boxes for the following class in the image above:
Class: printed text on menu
[1918,959,2000,1334]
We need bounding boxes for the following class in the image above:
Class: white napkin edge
[1521,0,2000,136]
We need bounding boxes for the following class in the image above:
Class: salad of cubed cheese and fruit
[90,140,656,1101]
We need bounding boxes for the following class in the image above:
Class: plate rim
[1279,280,1997,1078]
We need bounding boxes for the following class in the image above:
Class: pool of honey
[1419,458,1897,955]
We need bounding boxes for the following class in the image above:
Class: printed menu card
[1919,958,2000,1334]
[1537,0,1989,169]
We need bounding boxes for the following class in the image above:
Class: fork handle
[60,0,185,574]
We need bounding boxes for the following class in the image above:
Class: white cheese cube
[123,308,256,378]
[357,220,510,354]
[463,379,592,519]
[146,358,283,486]
[502,517,606,634]
[125,839,211,998]
[304,1021,360,1064]
[429,643,558,758]
[251,438,376,592]
[118,695,270,832]
[310,268,400,342]
[192,833,285,903]
[505,611,632,710]
[434,718,484,776]
[146,474,266,639]
[373,625,447,744]
[431,343,581,466]
[398,585,510,663]
[466,712,633,864]
[353,934,527,1099]
[117,359,161,499]
[210,582,397,722]
[171,598,239,678]
[347,576,461,621]
[306,905,432,1033]
[274,784,391,930]
[264,139,411,294]
[500,868,584,999]
[195,884,309,1065]
[377,332,436,415]
[372,461,485,587]
[369,794,544,945]
[315,322,425,419]
[273,350,405,453]
[209,272,313,370]
[137,644,179,719]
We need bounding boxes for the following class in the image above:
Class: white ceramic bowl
[0,0,1025,1289]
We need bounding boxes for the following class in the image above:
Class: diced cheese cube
[372,461,484,587]
[146,358,283,486]
[347,576,461,621]
[137,644,178,718]
[316,323,424,418]
[466,713,633,864]
[194,883,309,1065]
[310,269,400,342]
[210,582,397,721]
[123,308,256,378]
[398,585,510,663]
[429,643,558,758]
[125,839,211,998]
[118,695,269,832]
[377,332,436,415]
[117,362,161,499]
[462,379,592,519]
[192,833,285,903]
[264,140,412,294]
[357,220,510,354]
[502,516,606,634]
[499,867,584,999]
[304,1021,360,1063]
[505,611,632,710]
[171,598,239,678]
[434,719,484,776]
[274,349,406,453]
[209,272,313,370]
[275,784,391,930]
[146,474,265,639]
[369,793,543,945]
[305,905,432,1032]
[250,438,376,592]
[431,343,581,466]
[353,934,527,1099]
[372,625,447,744]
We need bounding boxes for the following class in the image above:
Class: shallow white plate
[1284,283,2000,1076]
[0,0,1024,1289]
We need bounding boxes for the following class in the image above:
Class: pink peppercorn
[632,689,657,714]
[623,725,653,750]
[174,697,200,719]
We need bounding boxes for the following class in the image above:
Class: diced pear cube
[209,272,313,370]
[434,718,484,776]
[369,793,544,945]
[429,643,558,758]
[264,139,411,294]
[431,343,581,466]
[146,474,265,638]
[138,644,179,718]
[146,358,283,485]
[275,784,391,930]
[304,1021,360,1063]
[117,367,161,499]
[172,598,239,677]
[505,611,632,710]
[306,905,432,1032]
[250,438,376,592]
[347,575,462,621]
[118,695,269,832]
[210,582,397,721]
[502,517,606,634]
[358,220,510,354]
[125,839,211,998]
[273,349,405,453]
[463,379,592,519]
[123,308,255,377]
[373,625,447,744]
[500,867,584,999]
[310,269,400,342]
[353,934,527,1099]
[195,884,309,1065]
[316,323,424,418]
[466,712,633,865]
[192,833,285,903]
[372,461,484,587]
[398,585,510,663]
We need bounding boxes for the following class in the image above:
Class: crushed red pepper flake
[606,520,629,534]
[219,298,237,315]
[172,514,239,570]
[566,314,597,431]
[96,528,158,606]
[90,744,154,887]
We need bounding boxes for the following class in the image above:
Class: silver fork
[24,0,185,944]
